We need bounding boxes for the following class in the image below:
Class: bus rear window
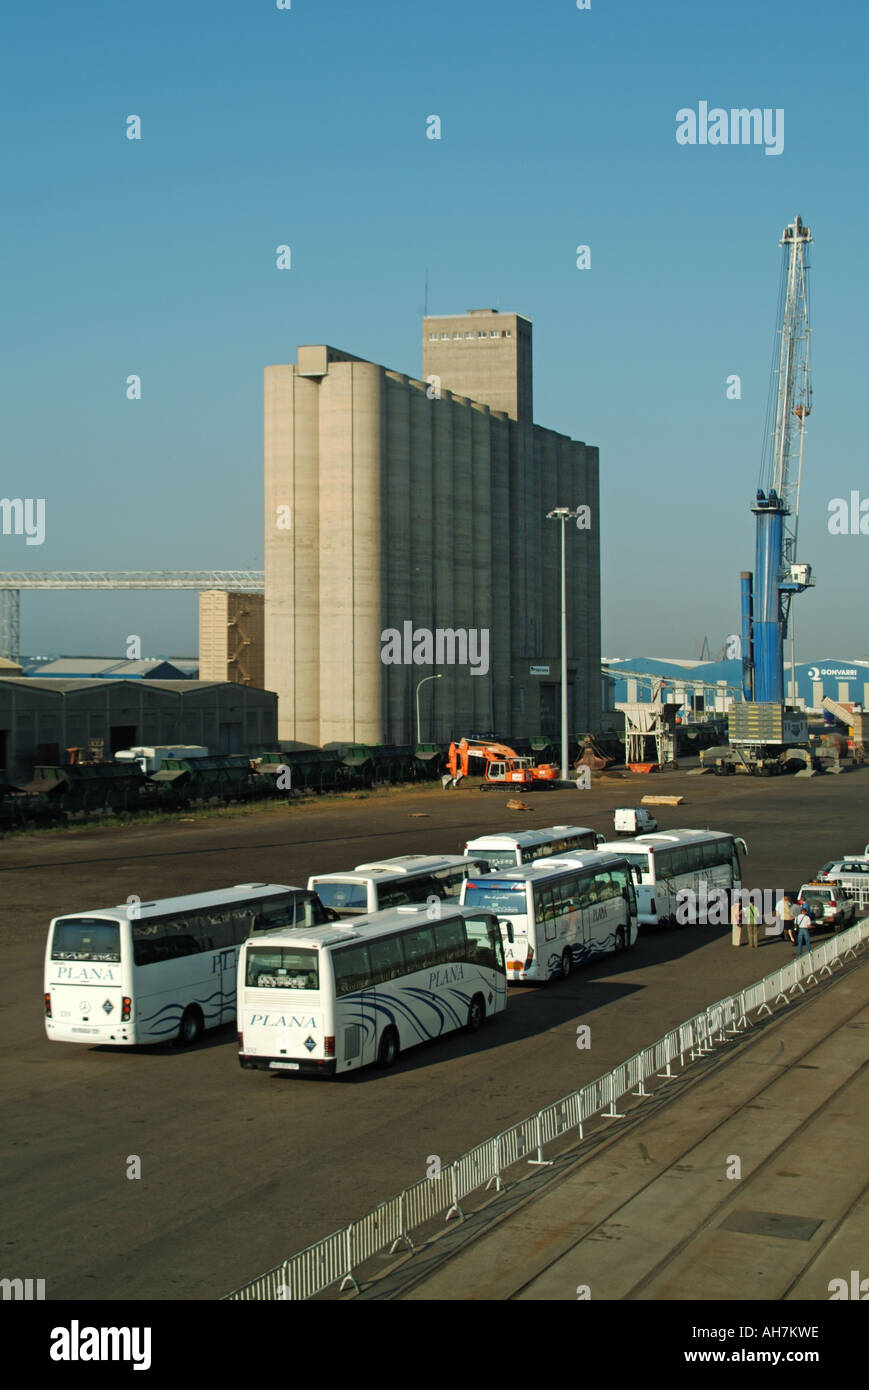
[312,881,368,914]
[51,918,121,962]
[245,946,319,991]
[463,883,527,915]
[468,850,517,870]
[617,853,650,874]
[254,892,328,930]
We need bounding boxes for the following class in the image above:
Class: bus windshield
[51,917,121,962]
[463,883,527,915]
[245,945,320,991]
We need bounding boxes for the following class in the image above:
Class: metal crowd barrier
[223,919,869,1301]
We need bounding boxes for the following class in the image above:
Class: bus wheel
[377,1027,399,1068]
[561,949,573,979]
[614,927,626,953]
[466,996,485,1033]
[175,1006,203,1048]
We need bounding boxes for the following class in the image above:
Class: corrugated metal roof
[24,658,189,679]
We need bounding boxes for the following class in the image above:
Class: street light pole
[546,508,578,781]
[415,673,442,744]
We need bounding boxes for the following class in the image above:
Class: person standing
[775,894,795,945]
[731,895,744,948]
[746,896,760,949]
[794,900,813,957]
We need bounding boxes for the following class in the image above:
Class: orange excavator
[443,738,560,790]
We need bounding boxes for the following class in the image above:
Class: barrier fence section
[223,919,869,1301]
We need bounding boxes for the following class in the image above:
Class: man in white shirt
[794,901,813,957]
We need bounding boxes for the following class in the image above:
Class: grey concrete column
[471,403,493,730]
[540,429,559,668]
[265,365,318,743]
[431,394,454,742]
[409,379,435,743]
[451,398,473,734]
[490,413,511,736]
[382,372,412,743]
[352,364,386,743]
[319,362,384,745]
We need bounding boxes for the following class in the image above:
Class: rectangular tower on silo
[422,309,532,423]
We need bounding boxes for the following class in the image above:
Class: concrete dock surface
[357,952,869,1301]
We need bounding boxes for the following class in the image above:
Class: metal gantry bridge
[0,572,264,664]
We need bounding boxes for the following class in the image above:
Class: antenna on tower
[424,268,429,318]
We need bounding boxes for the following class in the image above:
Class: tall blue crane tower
[741,215,814,706]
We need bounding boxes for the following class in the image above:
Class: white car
[816,858,869,884]
[797,883,857,931]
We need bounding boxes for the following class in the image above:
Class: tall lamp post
[415,673,442,744]
[546,508,578,780]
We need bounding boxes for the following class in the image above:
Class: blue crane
[741,215,814,705]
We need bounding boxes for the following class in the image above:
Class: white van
[614,807,658,835]
[114,745,209,774]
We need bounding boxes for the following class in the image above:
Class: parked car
[797,883,857,931]
[816,858,869,884]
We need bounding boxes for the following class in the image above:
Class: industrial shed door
[219,722,242,753]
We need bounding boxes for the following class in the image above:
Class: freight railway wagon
[0,742,452,831]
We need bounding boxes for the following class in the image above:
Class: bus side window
[332,944,372,996]
[380,886,413,910]
[433,869,465,900]
[488,919,505,972]
[169,914,204,957]
[369,935,405,985]
[464,917,495,969]
[400,925,438,972]
[434,918,465,964]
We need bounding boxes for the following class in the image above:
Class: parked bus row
[43,825,748,1075]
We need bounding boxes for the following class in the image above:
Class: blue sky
[1,0,866,660]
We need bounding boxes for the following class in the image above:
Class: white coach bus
[462,824,605,871]
[592,829,748,928]
[460,853,638,984]
[307,854,486,919]
[237,903,507,1076]
[44,884,333,1047]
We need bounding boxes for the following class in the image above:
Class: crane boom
[765,214,812,571]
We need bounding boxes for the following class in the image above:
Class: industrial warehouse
[0,678,276,783]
